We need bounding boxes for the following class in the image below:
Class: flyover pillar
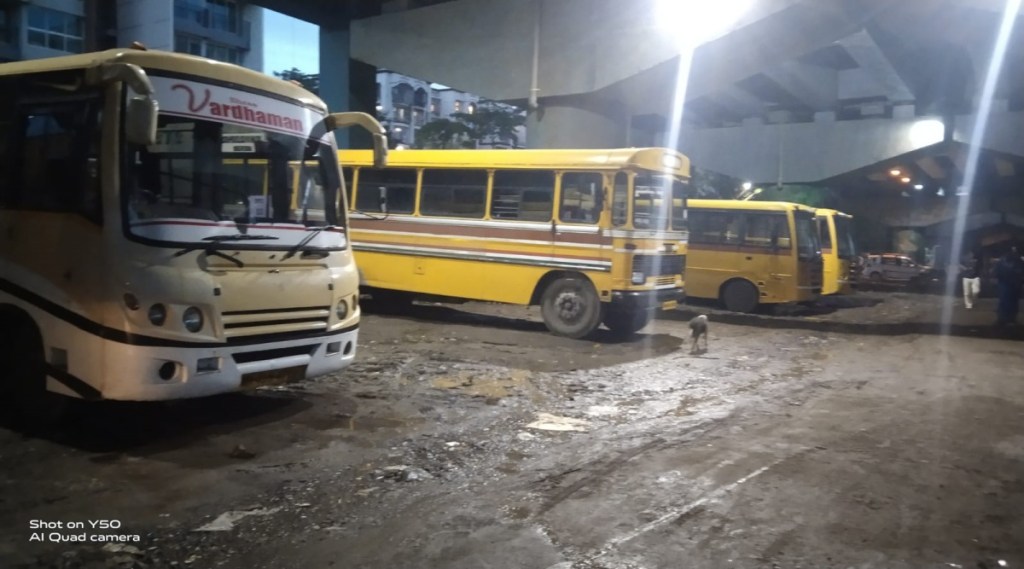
[317,5,379,150]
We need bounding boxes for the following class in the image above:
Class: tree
[415,100,525,149]
[273,68,319,95]
[451,101,525,148]
[413,118,472,149]
[690,166,740,198]
[753,184,839,208]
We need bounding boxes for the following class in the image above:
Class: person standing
[994,245,1024,326]
[960,250,982,309]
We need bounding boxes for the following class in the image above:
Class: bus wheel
[721,280,759,313]
[869,272,882,282]
[603,309,652,338]
[2,319,67,430]
[541,277,602,338]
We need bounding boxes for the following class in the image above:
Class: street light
[655,0,753,47]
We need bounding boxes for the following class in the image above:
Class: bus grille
[632,254,685,277]
[221,306,331,340]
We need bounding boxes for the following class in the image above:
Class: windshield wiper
[281,226,336,261]
[173,243,245,268]
[202,234,279,241]
[172,235,279,268]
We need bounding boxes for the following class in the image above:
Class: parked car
[861,253,929,284]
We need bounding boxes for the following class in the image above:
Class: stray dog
[689,314,708,354]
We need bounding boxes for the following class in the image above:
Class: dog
[689,314,708,354]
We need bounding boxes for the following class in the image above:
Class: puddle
[333,415,417,432]
[431,369,533,400]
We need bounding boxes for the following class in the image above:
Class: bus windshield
[834,216,856,259]
[633,173,687,230]
[124,76,343,247]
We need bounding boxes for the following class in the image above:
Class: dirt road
[2,291,1022,569]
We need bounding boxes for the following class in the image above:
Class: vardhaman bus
[0,47,386,425]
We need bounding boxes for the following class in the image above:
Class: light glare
[909,118,944,147]
[656,0,753,47]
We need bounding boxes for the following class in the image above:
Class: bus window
[421,168,487,218]
[633,173,686,230]
[794,212,820,259]
[490,170,553,221]
[16,100,101,221]
[559,172,602,224]
[745,213,790,249]
[612,172,628,227]
[690,211,742,245]
[834,215,855,259]
[818,217,833,251]
[356,168,417,214]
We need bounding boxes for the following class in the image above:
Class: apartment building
[0,0,263,71]
[376,69,524,148]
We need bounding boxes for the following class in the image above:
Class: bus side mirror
[126,96,158,146]
[89,63,158,146]
[326,112,389,168]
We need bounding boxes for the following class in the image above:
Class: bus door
[742,212,793,302]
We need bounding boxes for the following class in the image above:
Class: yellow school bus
[338,148,690,338]
[683,199,822,312]
[0,47,385,426]
[815,208,856,295]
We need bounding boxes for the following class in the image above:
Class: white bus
[0,47,386,426]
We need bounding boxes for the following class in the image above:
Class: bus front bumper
[608,287,685,312]
[91,327,359,401]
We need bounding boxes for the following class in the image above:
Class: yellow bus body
[683,199,823,312]
[815,208,855,295]
[338,148,690,338]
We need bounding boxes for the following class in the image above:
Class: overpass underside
[264,0,1024,250]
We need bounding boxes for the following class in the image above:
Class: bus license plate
[241,366,306,389]
[661,300,678,311]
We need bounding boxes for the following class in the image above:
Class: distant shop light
[889,168,902,177]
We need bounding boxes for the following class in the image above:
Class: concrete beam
[836,29,913,103]
[760,60,838,111]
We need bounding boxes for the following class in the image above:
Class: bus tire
[869,271,882,282]
[540,276,602,339]
[603,309,652,338]
[721,280,759,313]
[1,313,67,430]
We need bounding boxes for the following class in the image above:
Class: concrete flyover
[257,0,1024,252]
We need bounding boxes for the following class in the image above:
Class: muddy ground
[1,289,1023,569]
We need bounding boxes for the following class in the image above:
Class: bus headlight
[148,304,167,326]
[631,272,646,285]
[182,306,203,332]
[336,299,349,320]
